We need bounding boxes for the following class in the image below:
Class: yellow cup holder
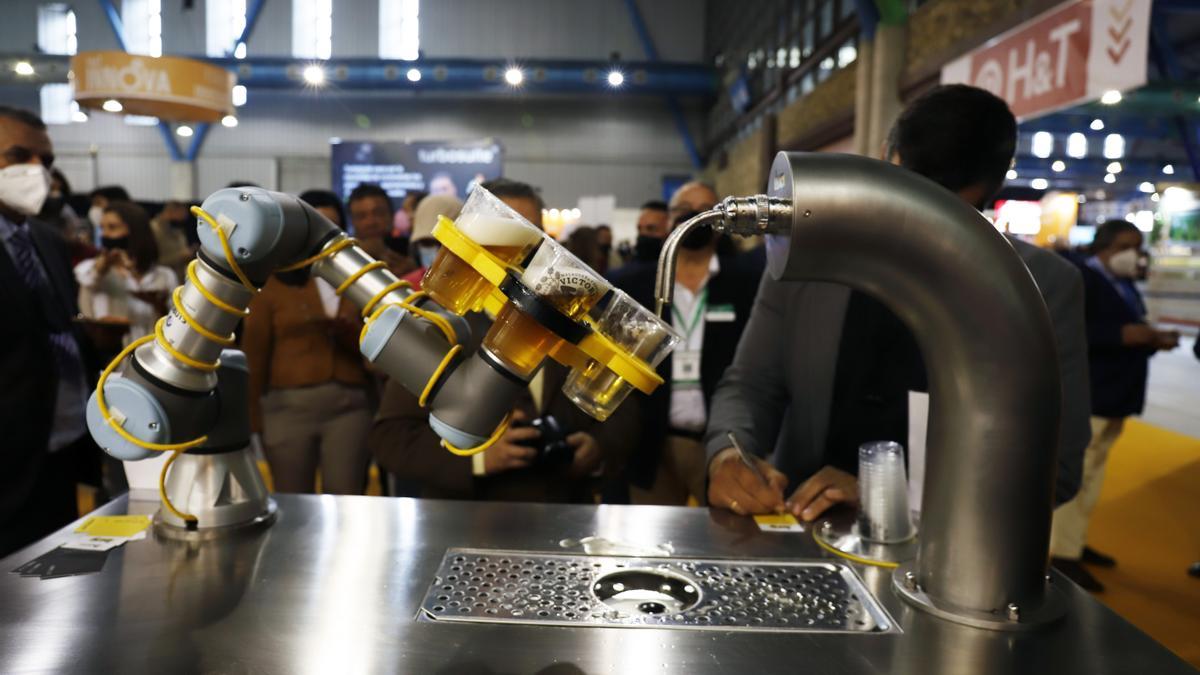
[431,216,665,399]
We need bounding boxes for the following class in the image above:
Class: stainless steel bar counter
[1,495,1193,674]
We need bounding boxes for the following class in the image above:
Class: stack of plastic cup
[856,441,916,543]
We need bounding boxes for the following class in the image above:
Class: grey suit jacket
[705,235,1090,506]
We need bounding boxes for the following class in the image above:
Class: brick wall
[777,63,859,148]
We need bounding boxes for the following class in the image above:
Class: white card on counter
[754,514,806,532]
[672,351,701,383]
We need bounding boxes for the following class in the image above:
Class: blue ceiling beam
[96,0,183,162]
[1149,10,1200,180]
[621,0,703,168]
[5,53,715,97]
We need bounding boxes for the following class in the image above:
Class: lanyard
[671,287,708,340]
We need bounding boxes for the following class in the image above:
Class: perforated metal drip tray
[419,548,897,633]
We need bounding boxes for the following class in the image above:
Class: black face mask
[100,236,130,250]
[275,268,311,287]
[40,196,64,218]
[634,234,664,261]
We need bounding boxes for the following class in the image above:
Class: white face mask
[1106,248,1139,278]
[0,164,51,217]
[88,204,105,229]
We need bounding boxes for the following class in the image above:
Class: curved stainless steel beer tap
[655,152,1062,629]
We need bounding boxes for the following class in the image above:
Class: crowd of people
[1,86,1194,588]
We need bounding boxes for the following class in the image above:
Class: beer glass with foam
[422,187,543,315]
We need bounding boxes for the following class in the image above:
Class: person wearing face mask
[1048,220,1179,591]
[87,185,131,247]
[0,106,104,557]
[75,201,178,349]
[630,200,670,264]
[600,182,765,505]
[39,169,90,256]
[399,193,463,288]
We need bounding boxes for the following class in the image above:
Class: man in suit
[1050,220,1178,591]
[705,85,1091,522]
[604,182,765,505]
[0,107,99,557]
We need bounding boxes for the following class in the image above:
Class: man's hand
[706,447,788,515]
[786,466,858,522]
[567,432,601,478]
[483,410,539,475]
[1121,323,1156,347]
[1154,329,1180,351]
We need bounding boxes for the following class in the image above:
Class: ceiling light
[607,70,625,87]
[71,109,89,123]
[1031,131,1053,159]
[1104,173,1116,184]
[1107,161,1122,173]
[1103,133,1124,159]
[176,125,194,137]
[1051,160,1066,172]
[221,115,238,128]
[1006,169,1018,180]
[1067,132,1087,158]
[234,42,247,59]
[1138,181,1155,193]
[303,65,326,86]
[1151,192,1160,202]
[1076,194,1087,204]
[13,61,34,76]
[1090,118,1104,131]
[1031,178,1048,190]
[1100,90,1122,105]
[406,68,421,82]
[1163,164,1175,175]
[101,99,123,112]
[504,67,524,86]
[232,85,247,107]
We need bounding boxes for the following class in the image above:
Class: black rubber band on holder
[497,273,593,344]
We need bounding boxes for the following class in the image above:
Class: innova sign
[70,51,235,123]
[940,0,1150,119]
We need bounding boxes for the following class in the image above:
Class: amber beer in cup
[481,240,611,379]
[563,290,680,421]
[422,189,543,315]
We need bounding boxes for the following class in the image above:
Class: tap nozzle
[653,195,793,315]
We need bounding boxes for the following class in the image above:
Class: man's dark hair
[480,178,544,211]
[299,189,346,227]
[640,200,668,212]
[1090,220,1141,254]
[886,84,1017,206]
[404,190,429,209]
[103,201,159,274]
[0,106,46,130]
[348,182,392,209]
[90,185,131,203]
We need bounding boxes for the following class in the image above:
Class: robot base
[154,446,278,540]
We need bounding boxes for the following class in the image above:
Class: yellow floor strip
[1086,418,1200,668]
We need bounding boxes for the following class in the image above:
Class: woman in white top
[75,201,178,345]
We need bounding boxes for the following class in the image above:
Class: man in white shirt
[604,182,765,504]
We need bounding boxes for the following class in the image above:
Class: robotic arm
[87,186,670,532]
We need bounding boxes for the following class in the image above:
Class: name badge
[672,350,702,383]
[706,304,736,322]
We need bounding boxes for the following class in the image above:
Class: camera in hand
[512,415,574,467]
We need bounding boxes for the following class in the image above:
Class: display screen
[331,139,504,205]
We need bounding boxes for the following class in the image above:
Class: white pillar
[169,161,196,201]
[867,22,908,157]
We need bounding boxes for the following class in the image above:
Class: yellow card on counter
[75,515,151,538]
[754,513,805,532]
